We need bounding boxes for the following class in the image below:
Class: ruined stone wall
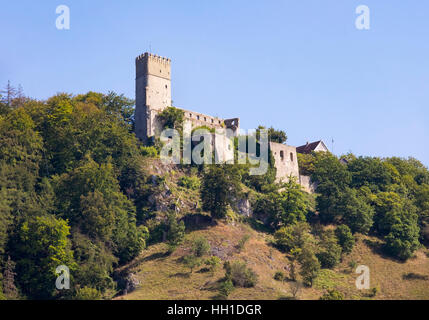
[179,108,239,135]
[299,175,317,193]
[269,142,300,183]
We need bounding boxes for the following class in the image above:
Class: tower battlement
[136,52,171,64]
[136,52,171,79]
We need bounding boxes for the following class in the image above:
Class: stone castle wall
[299,175,317,193]
[269,142,300,183]
[181,108,239,133]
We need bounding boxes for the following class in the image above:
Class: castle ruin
[134,52,322,192]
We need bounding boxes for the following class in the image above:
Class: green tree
[3,256,18,299]
[182,255,201,273]
[384,217,420,261]
[347,157,395,192]
[276,178,308,225]
[166,212,185,252]
[101,91,135,129]
[10,215,76,299]
[274,222,314,253]
[386,157,429,186]
[254,178,308,228]
[79,191,115,241]
[339,188,374,234]
[335,225,355,254]
[298,247,320,287]
[241,146,277,192]
[201,164,241,219]
[415,184,429,243]
[373,192,403,235]
[0,108,43,189]
[313,154,352,223]
[256,126,287,144]
[157,106,184,130]
[316,230,342,269]
[72,233,117,295]
[192,237,211,257]
[205,256,221,274]
[0,189,11,261]
[111,203,148,263]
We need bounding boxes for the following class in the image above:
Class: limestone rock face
[237,198,252,217]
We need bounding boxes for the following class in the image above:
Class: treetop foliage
[299,151,429,260]
[0,85,150,299]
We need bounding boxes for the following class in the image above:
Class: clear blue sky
[1,1,428,166]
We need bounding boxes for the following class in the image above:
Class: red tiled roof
[296,141,323,154]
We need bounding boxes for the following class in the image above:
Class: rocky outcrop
[237,198,252,217]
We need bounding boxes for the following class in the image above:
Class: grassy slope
[117,159,429,300]
[115,220,429,300]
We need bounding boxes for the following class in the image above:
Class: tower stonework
[135,53,172,142]
[135,52,239,142]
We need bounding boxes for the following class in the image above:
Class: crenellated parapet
[136,52,171,80]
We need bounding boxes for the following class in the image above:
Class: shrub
[402,273,429,281]
[205,256,222,274]
[182,255,202,273]
[368,287,378,297]
[140,146,158,157]
[192,237,211,257]
[274,222,313,253]
[74,287,102,300]
[289,281,302,299]
[335,225,355,255]
[236,234,251,252]
[274,271,285,281]
[219,279,234,299]
[0,280,5,300]
[316,230,342,269]
[348,260,358,271]
[178,176,200,190]
[224,261,258,288]
[320,289,344,300]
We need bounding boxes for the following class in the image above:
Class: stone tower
[135,52,172,143]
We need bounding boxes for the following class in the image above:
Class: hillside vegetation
[0,85,428,300]
[116,220,429,300]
